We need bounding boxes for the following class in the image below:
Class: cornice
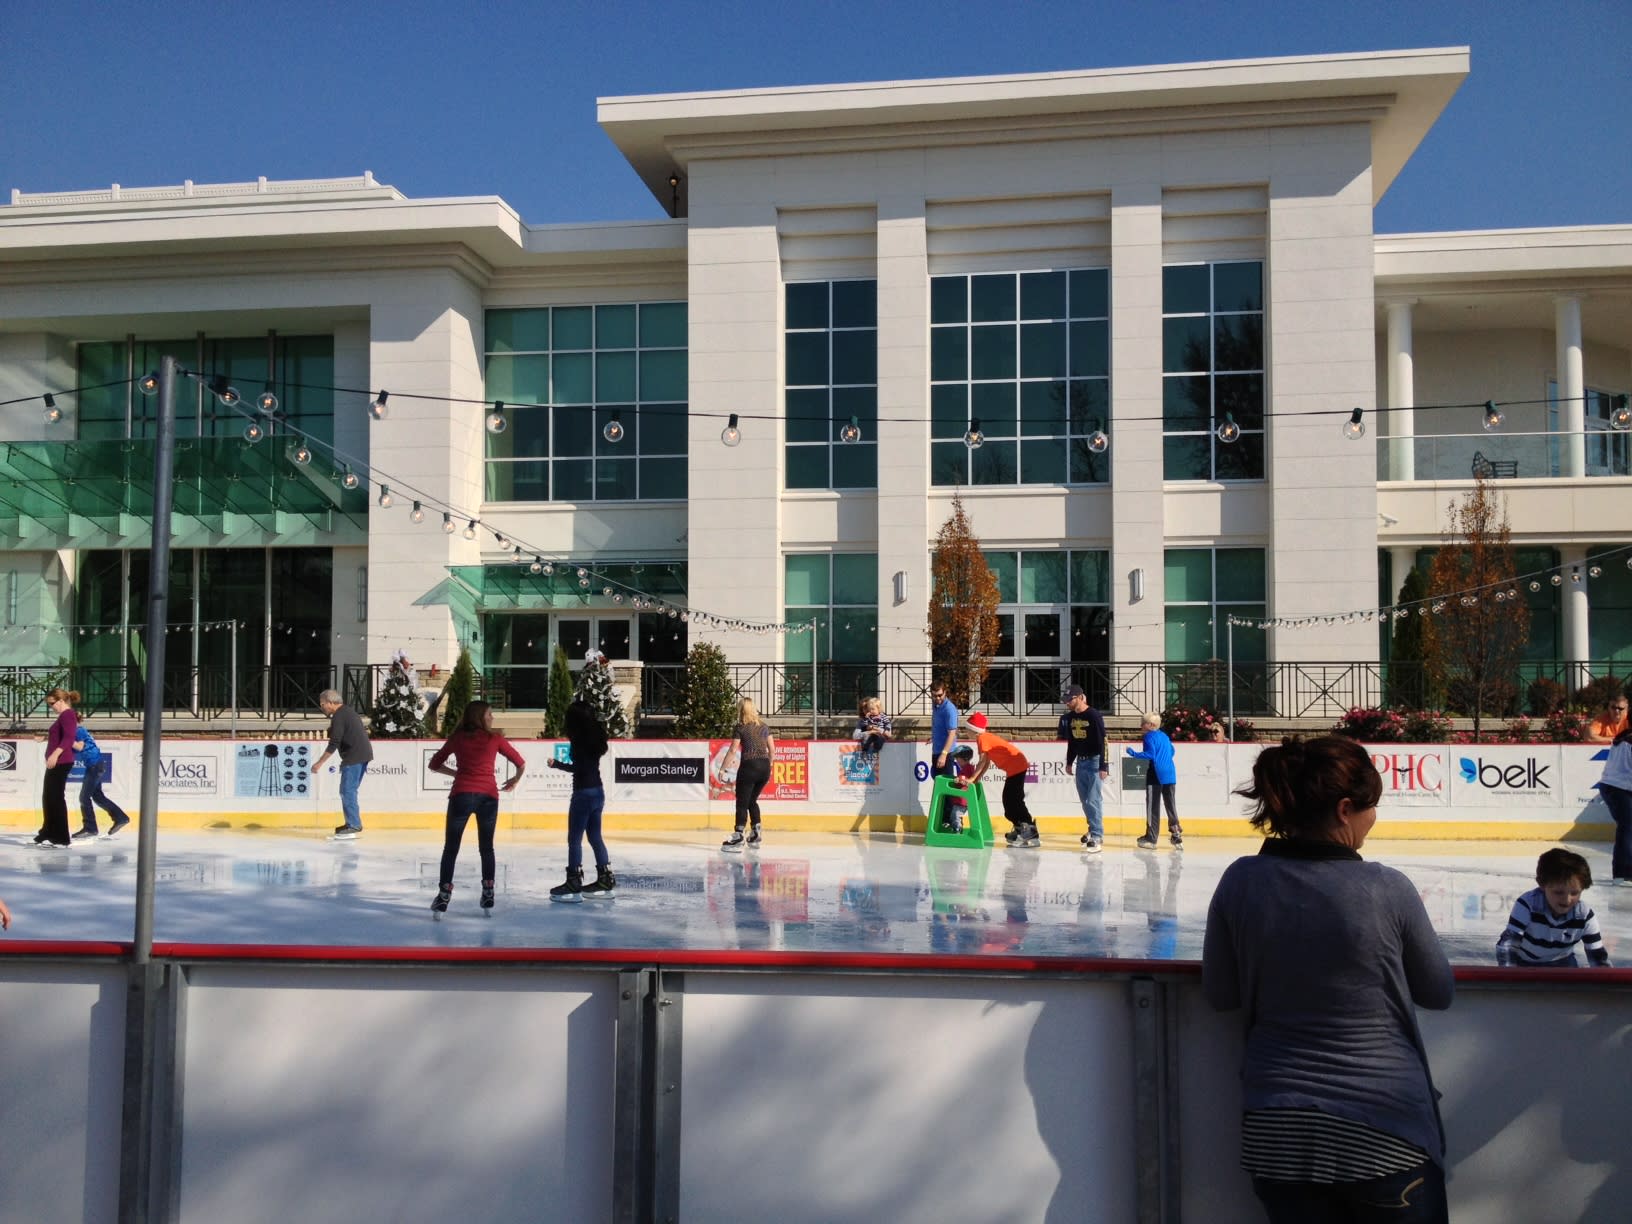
[0,242,495,289]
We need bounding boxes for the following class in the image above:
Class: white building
[0,47,1627,722]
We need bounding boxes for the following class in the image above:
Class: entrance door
[556,616,632,666]
[1020,608,1070,713]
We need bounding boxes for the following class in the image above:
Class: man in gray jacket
[310,690,374,840]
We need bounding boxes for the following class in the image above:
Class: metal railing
[5,660,1621,727]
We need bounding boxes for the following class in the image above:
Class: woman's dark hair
[1235,735,1382,838]
[563,699,608,752]
[458,700,493,735]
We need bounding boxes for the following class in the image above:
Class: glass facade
[77,335,334,445]
[930,269,1110,487]
[784,280,878,490]
[785,553,878,669]
[980,549,1112,708]
[1161,261,1264,481]
[484,303,688,502]
[1163,548,1267,662]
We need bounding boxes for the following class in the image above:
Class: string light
[442,513,455,534]
[1342,407,1365,440]
[603,411,625,443]
[1482,400,1504,431]
[1086,425,1109,454]
[839,416,862,444]
[410,501,425,524]
[1216,413,1241,444]
[138,371,159,395]
[487,402,508,435]
[340,467,360,490]
[463,519,478,540]
[291,443,312,465]
[964,418,984,450]
[257,387,279,413]
[243,421,264,444]
[1612,395,1632,431]
[370,390,389,421]
[720,413,741,447]
[377,486,393,509]
[43,393,61,424]
[209,375,240,407]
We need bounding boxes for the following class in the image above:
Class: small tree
[371,650,424,738]
[439,647,476,736]
[928,493,1001,709]
[1424,478,1529,738]
[543,645,574,736]
[576,652,631,738]
[673,641,739,738]
[1386,565,1432,708]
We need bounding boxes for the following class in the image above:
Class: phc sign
[1370,749,1445,806]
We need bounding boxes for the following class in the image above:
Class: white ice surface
[2,828,1628,965]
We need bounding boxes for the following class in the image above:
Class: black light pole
[119,352,178,1221]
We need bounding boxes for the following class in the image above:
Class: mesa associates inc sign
[134,749,219,794]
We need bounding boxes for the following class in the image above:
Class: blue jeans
[567,785,609,871]
[78,761,129,833]
[339,763,367,831]
[1601,783,1632,880]
[1075,756,1104,841]
[440,792,498,885]
[1253,1159,1447,1224]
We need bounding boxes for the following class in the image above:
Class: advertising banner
[234,741,315,800]
[1447,746,1562,811]
[1562,745,1617,824]
[135,744,226,797]
[610,742,707,803]
[1367,747,1450,809]
[706,740,809,802]
[0,738,29,798]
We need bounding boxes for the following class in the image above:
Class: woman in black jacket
[547,699,614,902]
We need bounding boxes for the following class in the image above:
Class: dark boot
[431,883,453,913]
[549,867,584,903]
[581,864,617,899]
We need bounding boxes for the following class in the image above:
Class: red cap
[966,711,988,731]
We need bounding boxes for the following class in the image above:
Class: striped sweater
[1496,888,1610,966]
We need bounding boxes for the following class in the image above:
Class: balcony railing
[1378,425,1631,482]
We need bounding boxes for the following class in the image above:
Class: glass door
[1021,608,1069,713]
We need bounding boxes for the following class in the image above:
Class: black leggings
[440,792,498,887]
[41,763,73,844]
[734,757,771,831]
[1001,772,1032,828]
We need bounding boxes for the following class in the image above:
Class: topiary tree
[928,493,1001,709]
[371,649,424,738]
[544,645,574,736]
[576,651,631,738]
[673,641,739,738]
[439,647,476,736]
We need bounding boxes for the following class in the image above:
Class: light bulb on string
[377,486,393,509]
[1086,426,1109,454]
[577,568,588,579]
[602,411,625,444]
[1611,395,1632,431]
[542,563,554,576]
[838,416,862,444]
[1570,568,1582,583]
[494,532,506,547]
[578,577,590,589]
[530,557,543,574]
[463,520,478,540]
[340,467,360,490]
[486,402,508,434]
[963,417,984,450]
[442,513,455,534]
[410,501,425,524]
[43,393,61,425]
[1589,565,1602,578]
[209,375,241,407]
[721,414,742,447]
[138,371,159,396]
[602,586,614,597]
[1216,413,1241,444]
[1482,400,1504,431]
[1527,579,1541,593]
[257,387,279,413]
[243,421,264,444]
[370,390,389,420]
[291,443,312,465]
[1551,573,1563,586]
[1342,407,1365,440]
[1506,588,1518,600]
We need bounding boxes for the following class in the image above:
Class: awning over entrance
[0,437,369,548]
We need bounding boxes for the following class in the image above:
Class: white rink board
[0,736,1619,831]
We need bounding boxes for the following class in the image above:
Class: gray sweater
[1202,838,1455,1160]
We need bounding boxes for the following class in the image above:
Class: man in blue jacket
[1059,684,1108,853]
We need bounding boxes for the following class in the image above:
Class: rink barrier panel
[0,738,1621,841]
[6,944,1632,1222]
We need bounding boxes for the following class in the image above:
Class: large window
[785,280,877,490]
[930,269,1110,487]
[785,554,877,709]
[1162,261,1264,481]
[76,335,333,444]
[1163,548,1266,662]
[484,303,688,503]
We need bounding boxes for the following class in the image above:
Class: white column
[1561,544,1591,683]
[1556,295,1585,478]
[1385,300,1415,481]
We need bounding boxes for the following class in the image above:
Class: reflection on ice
[0,830,1626,967]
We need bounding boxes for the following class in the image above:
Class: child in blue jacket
[1127,712,1181,850]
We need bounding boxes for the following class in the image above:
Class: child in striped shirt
[1496,848,1611,967]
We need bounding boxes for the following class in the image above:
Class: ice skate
[550,867,584,903]
[581,865,617,899]
[480,879,495,915]
[431,884,452,918]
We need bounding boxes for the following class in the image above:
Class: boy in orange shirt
[966,711,1038,848]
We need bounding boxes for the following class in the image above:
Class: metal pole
[134,354,176,964]
[810,618,818,740]
[230,618,238,740]
[1226,616,1236,741]
[120,353,177,1224]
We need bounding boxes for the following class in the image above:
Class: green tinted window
[784,280,877,491]
[1161,260,1265,480]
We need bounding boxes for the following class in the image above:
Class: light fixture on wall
[668,172,681,216]
[5,571,16,627]
[1130,568,1146,603]
[892,570,908,606]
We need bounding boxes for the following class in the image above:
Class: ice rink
[4,824,1628,964]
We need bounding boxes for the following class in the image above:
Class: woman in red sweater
[34,688,80,847]
[427,701,525,914]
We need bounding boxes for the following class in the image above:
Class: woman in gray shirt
[1202,735,1454,1223]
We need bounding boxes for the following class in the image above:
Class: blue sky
[2,0,1627,234]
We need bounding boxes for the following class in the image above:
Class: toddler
[943,745,976,832]
[1496,848,1610,967]
[854,696,894,757]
